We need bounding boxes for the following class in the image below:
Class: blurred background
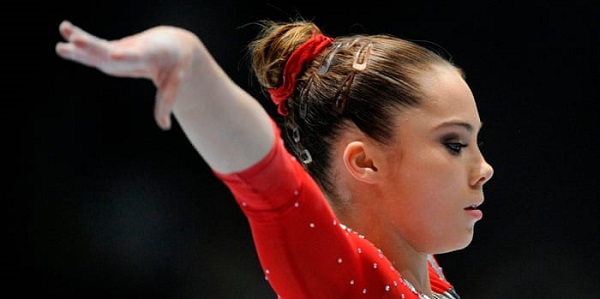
[13,0,599,298]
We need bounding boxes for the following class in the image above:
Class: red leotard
[214,120,459,299]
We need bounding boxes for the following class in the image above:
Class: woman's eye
[444,142,468,155]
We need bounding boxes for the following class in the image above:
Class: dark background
[13,0,599,298]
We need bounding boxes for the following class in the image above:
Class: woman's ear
[342,141,379,184]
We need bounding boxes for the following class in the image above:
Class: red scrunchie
[268,33,334,116]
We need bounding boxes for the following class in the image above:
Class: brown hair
[248,19,458,204]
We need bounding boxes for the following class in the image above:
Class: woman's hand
[56,20,274,173]
[56,20,200,130]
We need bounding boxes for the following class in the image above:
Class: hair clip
[299,149,313,164]
[318,43,342,75]
[348,38,361,48]
[352,42,372,71]
[298,74,315,119]
[332,72,355,114]
[292,127,301,143]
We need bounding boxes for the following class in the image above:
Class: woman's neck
[376,231,433,296]
[339,208,434,296]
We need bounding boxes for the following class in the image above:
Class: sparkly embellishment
[404,278,417,293]
[333,219,337,226]
[385,285,391,292]
[350,279,355,285]
[309,222,315,228]
[362,288,367,294]
[357,248,362,254]
[373,263,378,269]
[294,189,299,196]
[241,201,247,207]
[427,254,447,280]
[294,202,299,208]
[337,258,343,264]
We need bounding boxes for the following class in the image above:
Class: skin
[55,21,274,174]
[56,21,493,297]
[336,64,494,295]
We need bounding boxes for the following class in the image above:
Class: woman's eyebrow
[435,120,480,132]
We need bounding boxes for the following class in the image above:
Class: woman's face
[377,64,494,254]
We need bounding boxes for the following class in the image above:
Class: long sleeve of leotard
[213,119,456,299]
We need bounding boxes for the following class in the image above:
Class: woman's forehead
[391,66,481,132]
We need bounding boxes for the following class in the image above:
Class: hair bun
[249,20,323,90]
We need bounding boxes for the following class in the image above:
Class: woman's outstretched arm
[55,20,275,174]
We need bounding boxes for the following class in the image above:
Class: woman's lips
[464,204,483,220]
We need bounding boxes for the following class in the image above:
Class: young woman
[55,18,494,298]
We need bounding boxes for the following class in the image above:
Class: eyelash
[444,142,468,155]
